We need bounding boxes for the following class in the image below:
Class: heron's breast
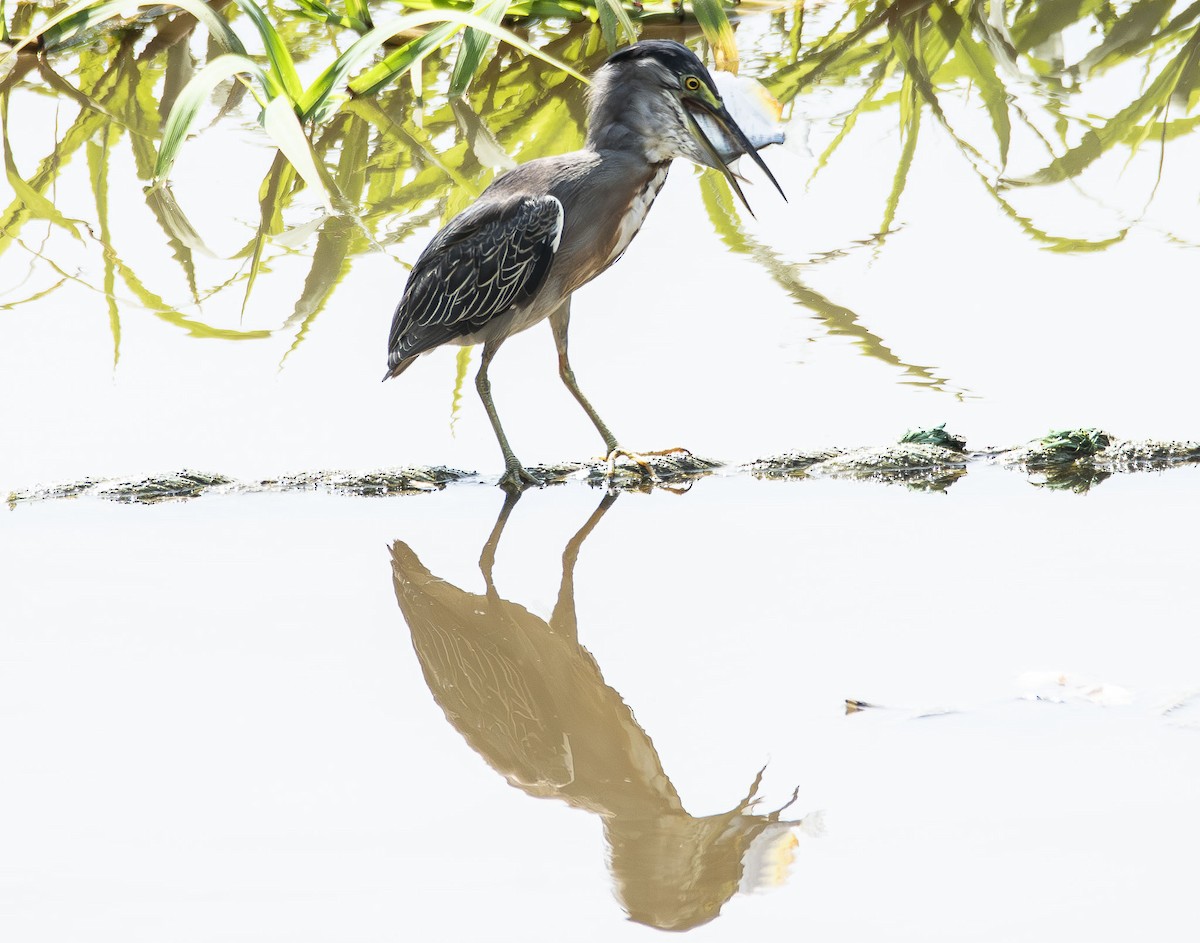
[603,164,670,268]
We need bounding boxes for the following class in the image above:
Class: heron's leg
[550,306,692,479]
[476,340,538,491]
[550,302,621,455]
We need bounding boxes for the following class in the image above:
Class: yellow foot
[498,463,540,492]
[604,446,693,481]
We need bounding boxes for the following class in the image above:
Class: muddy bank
[9,428,1199,505]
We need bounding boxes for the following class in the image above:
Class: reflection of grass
[4,1,1200,374]
[764,0,1200,245]
[698,172,961,394]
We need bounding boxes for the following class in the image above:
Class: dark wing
[384,193,564,378]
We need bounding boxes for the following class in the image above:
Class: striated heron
[384,40,786,491]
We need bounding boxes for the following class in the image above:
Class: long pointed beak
[684,98,787,216]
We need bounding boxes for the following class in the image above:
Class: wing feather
[385,193,563,376]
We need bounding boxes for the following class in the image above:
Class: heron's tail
[382,356,415,382]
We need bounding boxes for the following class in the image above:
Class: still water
[2,1,1199,939]
[3,476,1199,940]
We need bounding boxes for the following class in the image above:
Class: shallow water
[2,2,1200,939]
[3,474,1200,940]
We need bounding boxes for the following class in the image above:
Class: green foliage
[6,0,1200,372]
[1037,429,1113,459]
[763,0,1200,245]
[900,424,967,451]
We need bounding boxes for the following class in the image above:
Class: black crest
[604,40,720,97]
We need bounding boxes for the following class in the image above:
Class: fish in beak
[683,81,787,217]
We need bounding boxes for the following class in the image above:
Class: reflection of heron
[390,493,813,931]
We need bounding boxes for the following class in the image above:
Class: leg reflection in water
[390,492,819,932]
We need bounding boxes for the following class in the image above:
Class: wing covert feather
[385,194,563,374]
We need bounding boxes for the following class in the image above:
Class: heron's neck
[586,98,677,164]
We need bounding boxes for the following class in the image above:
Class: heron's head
[586,40,785,213]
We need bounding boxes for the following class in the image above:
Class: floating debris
[1017,671,1133,707]
[844,699,879,714]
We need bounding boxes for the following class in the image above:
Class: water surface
[2,4,1199,939]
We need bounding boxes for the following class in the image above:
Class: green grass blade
[593,0,638,49]
[235,0,303,100]
[262,95,333,211]
[690,0,737,70]
[29,0,247,56]
[1011,0,1105,53]
[341,21,460,102]
[595,0,617,51]
[304,11,588,117]
[155,53,272,181]
[345,0,374,31]
[449,0,509,96]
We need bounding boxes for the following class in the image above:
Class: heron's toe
[498,463,539,492]
[605,448,660,480]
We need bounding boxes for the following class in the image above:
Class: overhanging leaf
[155,53,273,180]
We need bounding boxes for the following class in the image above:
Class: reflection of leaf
[240,153,294,318]
[87,131,121,366]
[1011,0,1105,53]
[155,54,273,180]
[698,172,958,394]
[929,1,1010,167]
[1,96,88,242]
[279,117,370,364]
[29,0,246,55]
[808,60,889,186]
[262,95,334,210]
[880,67,920,236]
[1018,29,1200,185]
[1077,0,1177,75]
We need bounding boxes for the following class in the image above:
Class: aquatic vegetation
[759,0,1200,247]
[899,423,966,452]
[3,0,1200,382]
[1035,428,1113,460]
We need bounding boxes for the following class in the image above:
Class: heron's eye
[683,75,702,92]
